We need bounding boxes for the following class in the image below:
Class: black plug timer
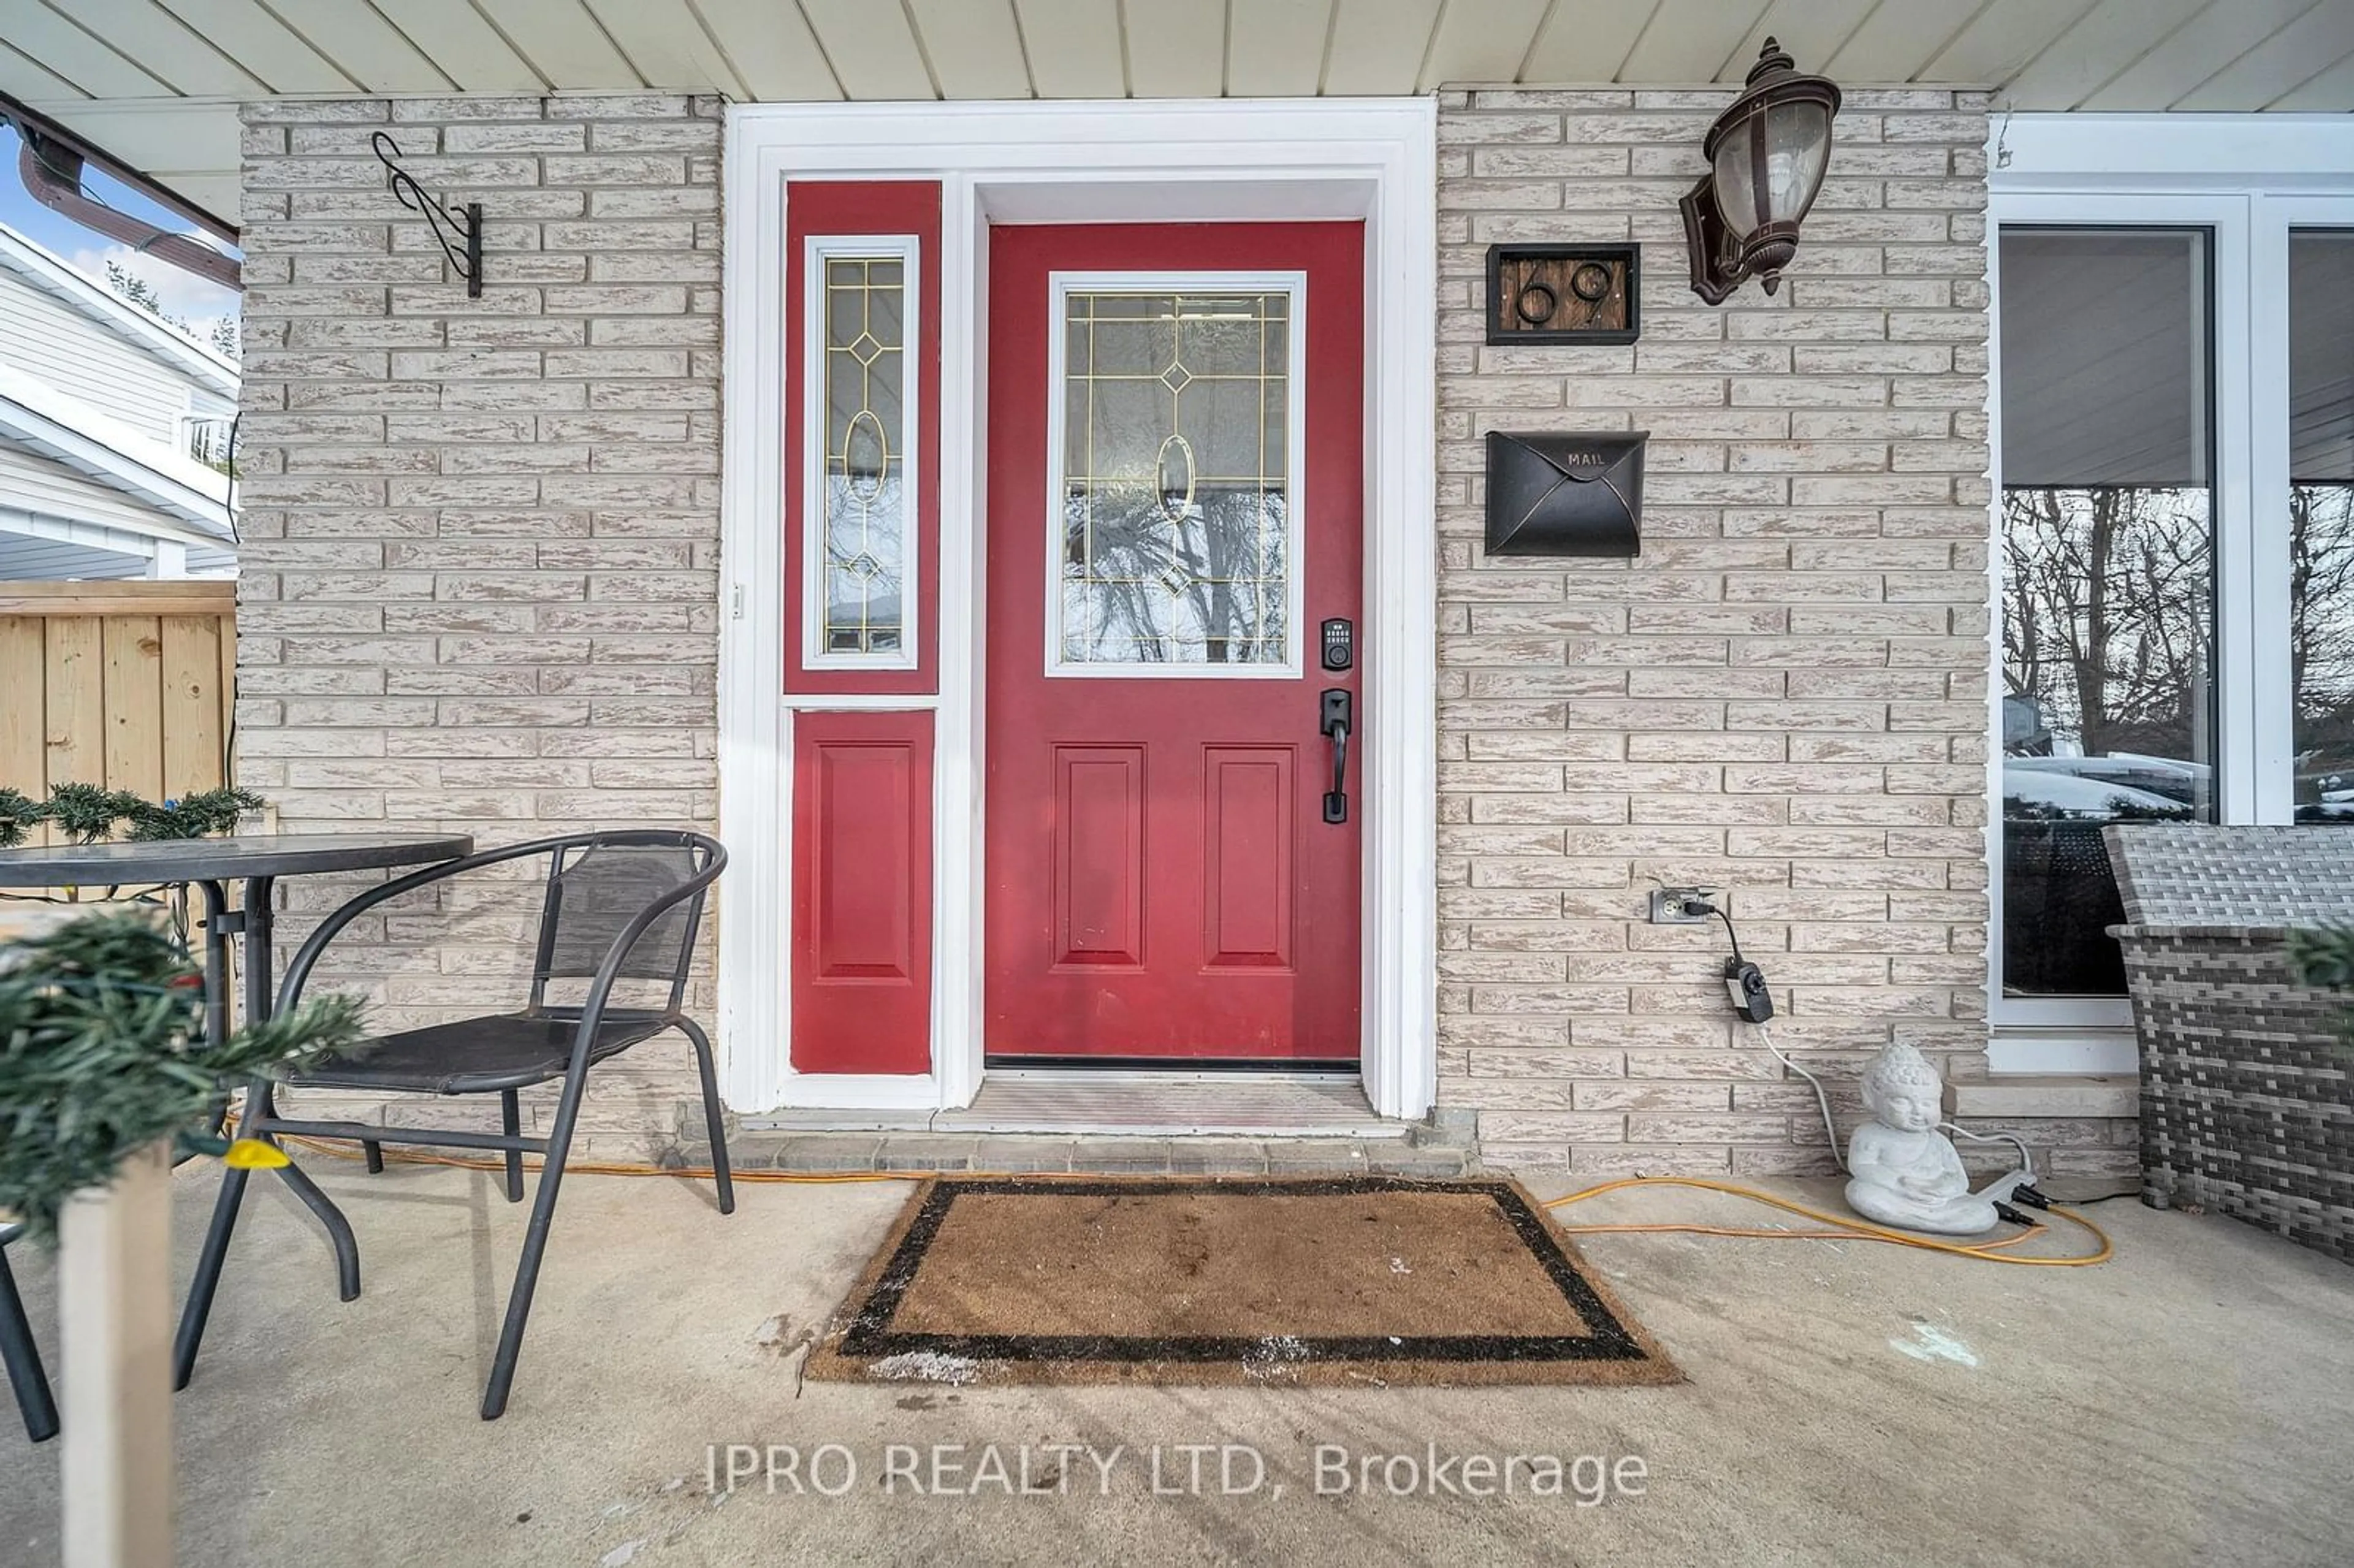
[1724,957,1774,1023]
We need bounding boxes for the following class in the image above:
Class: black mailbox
[1483,430,1647,558]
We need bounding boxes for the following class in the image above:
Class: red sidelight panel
[791,711,933,1074]
[783,180,941,696]
[783,181,942,1076]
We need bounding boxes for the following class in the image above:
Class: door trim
[719,99,1438,1119]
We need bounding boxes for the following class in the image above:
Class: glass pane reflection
[1057,290,1292,667]
[1998,229,2217,997]
[820,256,907,656]
[2290,230,2354,820]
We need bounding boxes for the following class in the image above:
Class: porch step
[947,1069,1400,1136]
[703,1072,1475,1176]
[1945,1074,2141,1121]
[718,1129,1478,1180]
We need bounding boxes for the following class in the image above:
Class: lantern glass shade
[1710,98,1833,239]
[1682,38,1842,304]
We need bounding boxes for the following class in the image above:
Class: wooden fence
[0,580,237,841]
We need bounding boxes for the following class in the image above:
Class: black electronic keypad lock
[1320,618,1353,672]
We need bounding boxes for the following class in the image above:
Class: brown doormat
[806,1176,1680,1388]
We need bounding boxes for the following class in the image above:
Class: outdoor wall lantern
[1680,37,1841,305]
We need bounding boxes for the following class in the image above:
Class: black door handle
[1320,688,1352,824]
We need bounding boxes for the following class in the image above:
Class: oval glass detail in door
[1054,283,1300,671]
[844,409,889,501]
[1156,432,1196,522]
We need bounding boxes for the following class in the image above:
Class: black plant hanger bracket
[372,132,482,298]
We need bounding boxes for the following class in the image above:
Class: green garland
[0,909,365,1243]
[0,788,37,850]
[2288,926,2354,991]
[0,784,264,848]
[125,788,266,842]
[2288,927,2354,1051]
[42,783,133,845]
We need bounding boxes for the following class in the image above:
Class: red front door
[983,222,1365,1062]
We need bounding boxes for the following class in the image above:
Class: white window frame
[180,413,236,468]
[1043,268,1308,681]
[1987,114,2354,1073]
[801,233,921,673]
[2253,194,2354,825]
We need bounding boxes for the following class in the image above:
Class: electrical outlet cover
[1648,888,1715,924]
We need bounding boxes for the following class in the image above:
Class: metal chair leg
[500,1092,525,1203]
[173,1160,253,1390]
[275,1161,362,1302]
[362,1141,384,1174]
[679,1018,735,1216]
[481,1085,584,1421]
[0,1244,58,1444]
[245,1079,361,1301]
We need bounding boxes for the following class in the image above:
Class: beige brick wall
[1435,86,2055,1177]
[229,88,2129,1179]
[233,94,722,1155]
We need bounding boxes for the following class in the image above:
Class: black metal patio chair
[172,829,733,1419]
[1,1223,58,1444]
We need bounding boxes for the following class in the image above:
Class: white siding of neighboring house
[0,266,199,446]
[0,444,234,577]
[0,533,230,579]
[0,441,210,536]
[0,229,239,579]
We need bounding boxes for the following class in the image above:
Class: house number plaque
[1484,243,1639,346]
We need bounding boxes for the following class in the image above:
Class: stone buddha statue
[1843,1043,2023,1236]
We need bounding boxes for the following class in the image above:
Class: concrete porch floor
[2,1158,2349,1567]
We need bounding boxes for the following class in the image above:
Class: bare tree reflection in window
[2002,485,2212,792]
[1059,289,1292,667]
[2290,230,2354,818]
[2294,483,2354,813]
[821,256,907,656]
[1996,227,2216,997]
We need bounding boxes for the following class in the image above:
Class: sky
[0,123,243,350]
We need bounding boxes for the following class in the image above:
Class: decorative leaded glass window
[806,238,917,665]
[1047,275,1305,676]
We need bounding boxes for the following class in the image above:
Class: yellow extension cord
[275,1136,2114,1266]
[1544,1174,2112,1266]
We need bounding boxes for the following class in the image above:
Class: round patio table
[0,831,472,1041]
[0,832,473,1374]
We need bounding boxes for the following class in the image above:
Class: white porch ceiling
[3,0,2351,224]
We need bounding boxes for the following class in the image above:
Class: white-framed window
[182,414,236,468]
[1988,116,2354,1071]
[802,234,920,670]
[1043,270,1308,679]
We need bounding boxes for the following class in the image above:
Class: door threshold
[742,1069,1407,1139]
[985,1056,1362,1075]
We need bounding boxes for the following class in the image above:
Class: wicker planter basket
[2103,825,2354,1265]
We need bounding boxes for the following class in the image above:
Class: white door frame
[715,99,1439,1119]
